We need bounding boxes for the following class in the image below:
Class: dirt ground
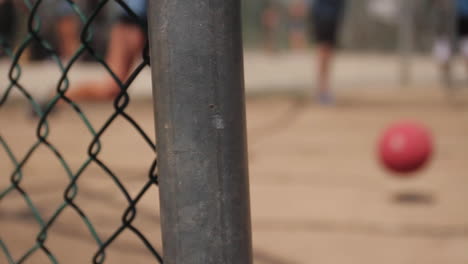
[1,89,468,264]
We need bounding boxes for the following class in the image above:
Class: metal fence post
[147,0,253,263]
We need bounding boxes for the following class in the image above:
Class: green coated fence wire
[0,0,162,263]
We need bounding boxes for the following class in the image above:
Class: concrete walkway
[2,51,467,101]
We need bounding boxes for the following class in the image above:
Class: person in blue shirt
[308,0,346,105]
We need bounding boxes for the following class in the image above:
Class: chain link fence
[0,0,162,263]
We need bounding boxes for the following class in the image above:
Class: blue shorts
[116,0,147,31]
[312,0,345,21]
[457,0,468,17]
[120,0,148,20]
[56,1,74,17]
[310,0,345,46]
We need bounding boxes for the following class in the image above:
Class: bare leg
[289,31,307,50]
[56,16,80,61]
[64,23,145,101]
[461,37,468,83]
[261,6,279,53]
[288,1,307,50]
[316,44,333,93]
[433,37,452,83]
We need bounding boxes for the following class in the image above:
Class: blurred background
[1,0,468,263]
[1,0,467,97]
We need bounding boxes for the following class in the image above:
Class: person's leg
[54,1,83,62]
[458,16,468,76]
[289,28,308,50]
[431,0,457,87]
[316,43,333,94]
[313,19,340,104]
[311,1,345,105]
[56,15,80,62]
[262,6,279,53]
[433,37,453,85]
[63,23,145,101]
[288,1,307,50]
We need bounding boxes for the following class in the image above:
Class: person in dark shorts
[309,0,345,104]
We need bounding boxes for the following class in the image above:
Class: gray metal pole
[147,1,253,263]
[398,0,414,86]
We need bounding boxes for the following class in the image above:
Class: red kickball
[379,122,433,175]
